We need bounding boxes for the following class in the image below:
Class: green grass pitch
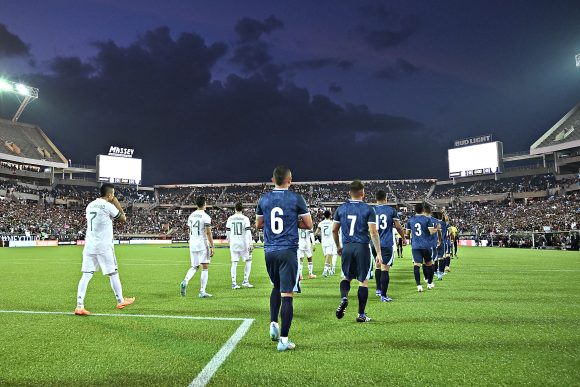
[0,245,578,386]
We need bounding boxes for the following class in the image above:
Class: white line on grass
[0,310,254,387]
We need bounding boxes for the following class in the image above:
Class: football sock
[230,261,238,284]
[446,257,451,268]
[331,255,337,269]
[308,262,313,275]
[270,288,281,323]
[243,261,252,282]
[200,269,208,293]
[340,279,351,299]
[414,266,421,285]
[422,265,429,281]
[380,270,389,297]
[109,272,124,303]
[76,272,93,307]
[374,268,381,291]
[298,262,303,276]
[357,286,368,315]
[280,297,293,337]
[427,266,434,284]
[184,267,197,284]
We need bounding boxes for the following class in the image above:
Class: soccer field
[0,245,578,386]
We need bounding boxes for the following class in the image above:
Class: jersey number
[271,207,283,234]
[347,215,357,236]
[378,214,388,230]
[322,226,330,236]
[233,222,243,236]
[89,212,97,231]
[300,229,308,238]
[414,223,422,237]
[189,220,201,236]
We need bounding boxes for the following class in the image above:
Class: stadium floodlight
[0,78,39,122]
[576,54,580,67]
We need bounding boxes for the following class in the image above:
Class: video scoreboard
[96,146,142,185]
[448,135,503,178]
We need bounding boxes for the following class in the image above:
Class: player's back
[430,217,440,247]
[374,204,398,247]
[298,228,313,249]
[318,219,334,246]
[257,188,309,252]
[227,213,250,251]
[84,198,118,254]
[407,214,434,250]
[188,210,211,251]
[440,221,449,240]
[335,200,375,244]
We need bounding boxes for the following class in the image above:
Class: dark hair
[196,196,206,208]
[273,165,291,186]
[235,202,243,212]
[376,190,387,201]
[324,210,331,219]
[423,202,432,214]
[414,202,424,213]
[100,183,115,197]
[349,180,364,194]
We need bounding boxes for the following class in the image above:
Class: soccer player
[441,213,452,274]
[256,165,312,351]
[332,180,381,323]
[434,212,448,280]
[315,210,337,277]
[395,227,404,259]
[226,202,254,289]
[373,190,406,302]
[449,223,459,259]
[180,196,215,298]
[425,208,442,284]
[406,203,439,292]
[74,183,134,315]
[298,228,317,279]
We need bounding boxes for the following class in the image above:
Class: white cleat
[232,283,241,290]
[427,283,435,290]
[241,282,254,288]
[417,285,424,293]
[198,292,213,298]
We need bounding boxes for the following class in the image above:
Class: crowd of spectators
[431,174,557,198]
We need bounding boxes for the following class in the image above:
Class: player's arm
[255,201,264,229]
[205,225,215,257]
[314,225,321,237]
[369,223,381,264]
[394,219,407,245]
[298,214,313,230]
[245,219,253,252]
[437,229,442,246]
[110,196,126,223]
[332,222,342,255]
[225,219,231,242]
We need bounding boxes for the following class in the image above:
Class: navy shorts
[265,249,300,293]
[412,249,433,264]
[371,245,395,266]
[436,244,445,259]
[342,243,373,282]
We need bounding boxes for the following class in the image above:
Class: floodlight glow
[0,79,12,91]
[15,83,30,96]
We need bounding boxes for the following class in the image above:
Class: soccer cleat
[322,271,328,278]
[335,297,349,319]
[270,323,280,341]
[380,296,393,302]
[74,307,91,316]
[308,274,317,279]
[116,297,135,309]
[437,272,443,281]
[180,281,187,297]
[299,273,303,281]
[277,339,296,351]
[427,283,435,290]
[375,289,381,297]
[444,267,451,273]
[198,292,213,298]
[241,282,254,288]
[356,314,372,323]
[417,285,424,292]
[232,283,241,290]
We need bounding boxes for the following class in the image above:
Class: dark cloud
[357,5,420,50]
[230,41,272,73]
[375,58,420,80]
[328,82,342,94]
[289,58,354,71]
[235,15,284,43]
[51,57,95,78]
[0,24,30,58]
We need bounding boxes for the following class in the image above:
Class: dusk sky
[0,0,579,184]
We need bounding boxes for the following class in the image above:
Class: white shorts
[82,247,117,275]
[230,249,251,262]
[322,245,336,256]
[190,248,210,266]
[298,246,313,258]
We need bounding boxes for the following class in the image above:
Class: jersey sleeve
[333,207,341,223]
[226,217,232,231]
[366,206,377,224]
[204,213,212,227]
[296,194,309,216]
[256,198,263,217]
[391,208,399,220]
[107,201,121,219]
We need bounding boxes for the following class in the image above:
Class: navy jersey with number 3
[333,200,376,244]
[406,215,434,250]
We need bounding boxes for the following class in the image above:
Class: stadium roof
[0,118,68,168]
[531,103,580,155]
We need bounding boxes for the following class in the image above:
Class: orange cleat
[308,274,317,279]
[74,307,91,316]
[116,297,135,309]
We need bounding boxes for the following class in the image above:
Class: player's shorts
[298,246,313,258]
[230,249,251,262]
[322,244,336,256]
[371,244,395,266]
[190,247,211,266]
[265,249,300,293]
[412,248,433,264]
[82,246,117,275]
[342,243,373,282]
[436,244,445,259]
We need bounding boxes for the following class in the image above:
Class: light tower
[0,78,39,122]
[576,54,580,68]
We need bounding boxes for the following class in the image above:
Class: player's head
[349,180,364,199]
[235,202,243,212]
[100,183,115,201]
[196,196,207,209]
[414,202,424,214]
[324,210,331,219]
[272,165,292,187]
[423,202,432,215]
[376,190,387,203]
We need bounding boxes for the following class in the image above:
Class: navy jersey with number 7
[406,215,434,250]
[256,188,310,253]
[333,200,376,244]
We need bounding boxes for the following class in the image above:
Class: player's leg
[371,244,381,296]
[454,239,458,258]
[265,251,282,342]
[277,249,299,351]
[182,249,200,296]
[331,245,338,275]
[307,247,316,279]
[100,248,134,308]
[230,250,240,289]
[76,252,98,314]
[412,250,424,292]
[424,250,435,289]
[355,244,372,322]
[298,250,304,279]
[380,247,394,302]
[336,244,353,319]
[322,246,331,277]
[199,262,211,297]
[242,251,253,287]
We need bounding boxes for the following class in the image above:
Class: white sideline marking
[0,310,254,387]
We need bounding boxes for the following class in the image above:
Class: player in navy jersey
[406,203,439,292]
[332,180,381,323]
[256,166,312,351]
[372,190,406,302]
[425,206,442,286]
[436,213,450,279]
[442,213,453,272]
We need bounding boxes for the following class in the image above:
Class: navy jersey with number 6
[374,204,399,248]
[256,188,309,253]
[406,215,434,250]
[333,200,376,244]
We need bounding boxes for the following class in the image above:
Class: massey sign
[108,146,135,158]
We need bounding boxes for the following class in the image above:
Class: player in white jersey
[315,210,337,277]
[226,203,254,289]
[298,228,317,279]
[180,196,215,298]
[74,184,134,315]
